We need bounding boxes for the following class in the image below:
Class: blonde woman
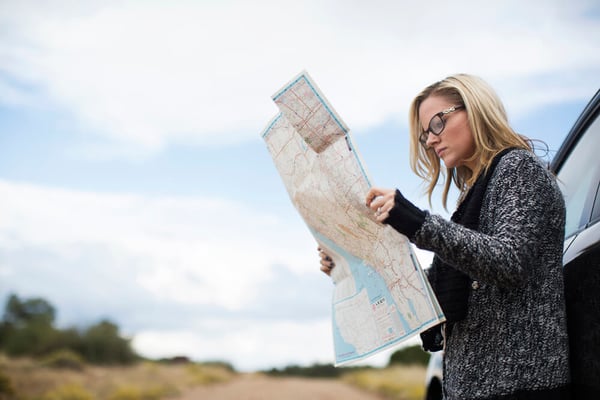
[320,74,570,399]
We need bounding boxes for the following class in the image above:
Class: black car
[424,89,600,400]
[550,88,600,398]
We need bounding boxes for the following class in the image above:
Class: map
[261,71,445,366]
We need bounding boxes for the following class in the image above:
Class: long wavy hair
[409,74,531,208]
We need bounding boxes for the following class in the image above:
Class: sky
[0,0,599,372]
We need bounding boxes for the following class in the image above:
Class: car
[550,88,600,398]
[424,348,443,400]
[424,89,600,400]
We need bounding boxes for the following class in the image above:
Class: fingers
[374,206,391,222]
[320,264,332,275]
[366,187,393,208]
[366,187,395,222]
[365,187,384,207]
[317,247,335,276]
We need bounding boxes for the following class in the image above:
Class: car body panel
[553,89,600,398]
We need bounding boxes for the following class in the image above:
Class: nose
[425,132,440,148]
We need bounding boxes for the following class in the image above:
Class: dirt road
[176,373,386,400]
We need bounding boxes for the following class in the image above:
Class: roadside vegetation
[0,355,235,400]
[1,355,426,400]
[0,293,236,399]
[0,292,430,400]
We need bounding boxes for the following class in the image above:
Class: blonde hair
[409,74,531,208]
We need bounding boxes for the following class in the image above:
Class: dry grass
[0,354,235,400]
[0,354,426,400]
[342,365,427,400]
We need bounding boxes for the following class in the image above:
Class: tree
[3,294,55,327]
[0,293,139,365]
[0,293,57,356]
[80,320,138,364]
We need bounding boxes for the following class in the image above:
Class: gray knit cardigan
[414,149,570,399]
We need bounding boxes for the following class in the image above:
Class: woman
[319,74,571,399]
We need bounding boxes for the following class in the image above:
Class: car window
[590,183,600,225]
[556,113,600,238]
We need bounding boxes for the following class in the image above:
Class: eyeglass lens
[419,114,445,145]
[429,114,444,134]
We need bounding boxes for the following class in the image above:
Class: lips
[436,147,447,158]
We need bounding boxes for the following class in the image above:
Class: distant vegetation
[264,362,369,378]
[0,291,430,373]
[0,293,138,365]
[264,345,430,378]
[388,344,430,366]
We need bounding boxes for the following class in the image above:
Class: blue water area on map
[313,231,414,362]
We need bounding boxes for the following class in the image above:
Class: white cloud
[0,0,598,155]
[0,179,317,310]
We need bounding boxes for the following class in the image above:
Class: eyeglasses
[419,105,464,147]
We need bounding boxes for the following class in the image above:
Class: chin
[441,159,458,169]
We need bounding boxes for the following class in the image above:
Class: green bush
[1,319,56,357]
[40,349,86,371]
[80,320,137,365]
[388,345,430,366]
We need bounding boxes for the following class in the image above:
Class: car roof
[550,89,600,174]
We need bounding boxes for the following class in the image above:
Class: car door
[552,90,600,399]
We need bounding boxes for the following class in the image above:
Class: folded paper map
[261,71,444,365]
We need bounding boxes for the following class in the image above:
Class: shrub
[40,349,86,371]
[186,363,233,385]
[0,371,15,398]
[107,386,142,400]
[200,360,235,373]
[80,321,138,365]
[42,384,95,400]
[107,385,176,400]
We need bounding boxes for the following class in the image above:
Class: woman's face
[419,95,476,170]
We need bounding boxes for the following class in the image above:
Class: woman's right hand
[318,247,335,276]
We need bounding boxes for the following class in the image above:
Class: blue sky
[0,0,599,371]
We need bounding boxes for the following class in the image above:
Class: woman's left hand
[366,187,396,223]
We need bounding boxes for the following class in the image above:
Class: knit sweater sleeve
[413,150,565,288]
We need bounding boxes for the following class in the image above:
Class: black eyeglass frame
[419,105,465,146]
